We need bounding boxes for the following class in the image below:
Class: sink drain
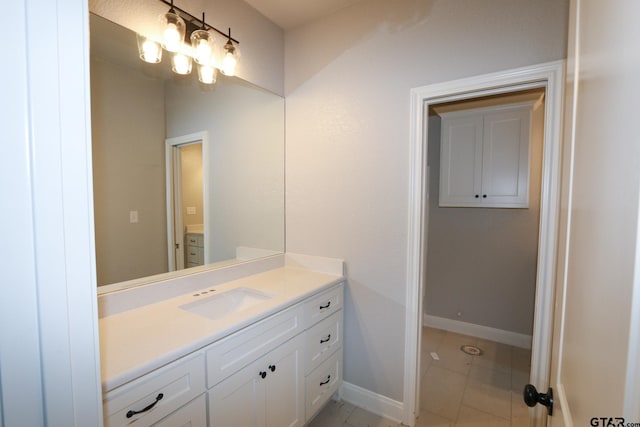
[460,345,482,356]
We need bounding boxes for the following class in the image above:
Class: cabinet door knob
[320,375,331,386]
[320,334,331,344]
[259,371,267,379]
[268,365,276,372]
[475,194,479,198]
[483,194,487,198]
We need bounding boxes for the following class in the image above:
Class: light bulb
[137,34,162,63]
[142,40,161,63]
[161,11,186,53]
[190,29,215,65]
[172,53,192,75]
[195,40,212,64]
[221,51,237,76]
[198,64,217,84]
[164,23,181,51]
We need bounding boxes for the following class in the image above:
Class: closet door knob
[523,384,553,415]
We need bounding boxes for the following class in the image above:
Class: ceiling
[243,0,367,30]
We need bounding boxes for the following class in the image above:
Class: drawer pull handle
[320,334,331,344]
[269,365,276,372]
[126,393,163,418]
[320,375,331,386]
[259,371,267,379]
[319,302,331,310]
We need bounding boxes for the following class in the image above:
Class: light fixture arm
[158,0,240,44]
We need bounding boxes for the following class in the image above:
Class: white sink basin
[180,287,273,320]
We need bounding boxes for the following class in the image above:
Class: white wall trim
[405,60,565,427]
[1,0,103,425]
[340,382,404,423]
[423,315,532,349]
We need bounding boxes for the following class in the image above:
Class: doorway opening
[419,88,545,426]
[403,61,565,427]
[166,131,210,272]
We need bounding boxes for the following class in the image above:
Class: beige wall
[425,91,545,336]
[91,57,168,286]
[180,143,204,228]
[285,0,569,401]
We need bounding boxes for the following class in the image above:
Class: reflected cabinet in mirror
[90,14,285,291]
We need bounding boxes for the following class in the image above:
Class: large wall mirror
[90,13,285,293]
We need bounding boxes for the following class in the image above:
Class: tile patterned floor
[307,327,532,427]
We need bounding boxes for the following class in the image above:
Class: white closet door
[481,108,531,207]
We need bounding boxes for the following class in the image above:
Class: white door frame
[404,60,565,426]
[165,131,210,270]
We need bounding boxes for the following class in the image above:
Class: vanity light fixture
[221,29,239,77]
[138,0,241,83]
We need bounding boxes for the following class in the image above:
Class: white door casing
[406,61,565,427]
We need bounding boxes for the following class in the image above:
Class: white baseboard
[339,382,404,423]
[423,314,532,349]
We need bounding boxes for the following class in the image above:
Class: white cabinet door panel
[482,108,530,207]
[439,114,483,206]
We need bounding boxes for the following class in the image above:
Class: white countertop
[99,266,342,392]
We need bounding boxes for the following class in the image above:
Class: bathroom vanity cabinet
[185,233,205,267]
[101,276,343,427]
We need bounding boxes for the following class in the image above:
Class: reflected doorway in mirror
[166,132,209,272]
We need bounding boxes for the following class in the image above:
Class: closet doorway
[403,61,565,427]
[419,88,545,427]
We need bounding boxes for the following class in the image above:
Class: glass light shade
[197,64,217,84]
[136,34,162,63]
[161,11,186,52]
[190,29,215,65]
[171,52,192,75]
[220,41,238,76]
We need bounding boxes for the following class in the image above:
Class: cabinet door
[481,108,531,207]
[264,335,305,427]
[208,335,304,427]
[439,114,484,206]
[208,356,266,427]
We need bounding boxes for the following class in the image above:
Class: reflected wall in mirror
[90,13,285,290]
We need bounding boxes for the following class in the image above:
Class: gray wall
[165,77,285,262]
[285,0,569,401]
[425,93,545,336]
[91,57,168,286]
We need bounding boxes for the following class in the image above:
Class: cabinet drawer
[206,303,304,387]
[304,284,343,328]
[186,234,204,247]
[151,394,206,427]
[186,247,203,264]
[104,353,205,427]
[305,348,342,421]
[305,310,342,374]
